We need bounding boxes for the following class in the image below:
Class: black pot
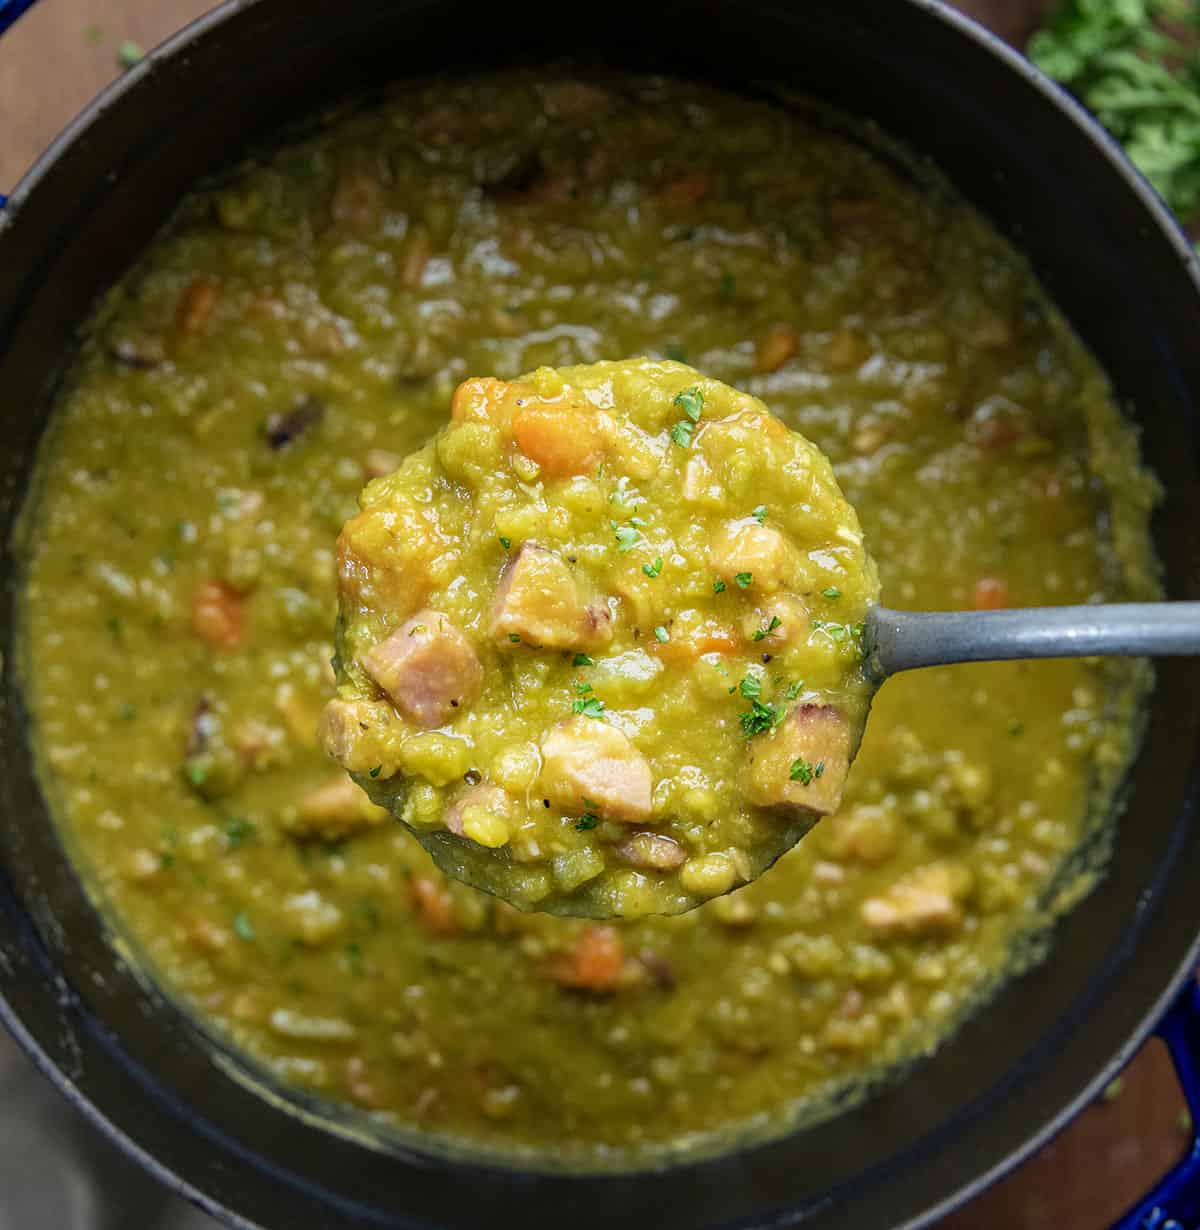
[1,2,1199,1227]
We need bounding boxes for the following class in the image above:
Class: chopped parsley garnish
[186,762,207,788]
[752,615,782,642]
[673,387,705,422]
[223,816,255,848]
[665,342,687,362]
[575,812,600,831]
[118,702,137,721]
[785,680,805,700]
[740,699,783,737]
[719,272,736,298]
[811,619,848,642]
[499,536,512,549]
[752,504,768,524]
[572,696,606,719]
[712,579,726,594]
[643,556,664,578]
[233,911,255,942]
[508,633,522,643]
[573,653,594,667]
[574,681,594,695]
[790,758,815,784]
[822,587,842,599]
[368,765,382,778]
[614,524,641,551]
[734,571,753,589]
[669,420,694,448]
[654,625,669,643]
[738,674,762,700]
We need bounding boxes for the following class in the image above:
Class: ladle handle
[866,603,1200,680]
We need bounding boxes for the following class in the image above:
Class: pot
[1,2,1199,1227]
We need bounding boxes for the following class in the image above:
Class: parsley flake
[712,579,726,594]
[790,758,815,784]
[822,587,841,599]
[654,625,669,643]
[740,699,783,737]
[615,524,641,551]
[734,571,753,589]
[785,680,805,700]
[508,633,522,643]
[575,812,600,831]
[499,536,512,549]
[643,557,664,578]
[752,504,768,524]
[573,653,594,667]
[233,911,255,942]
[368,765,382,778]
[739,674,762,700]
[673,387,705,423]
[669,420,694,448]
[223,816,254,848]
[572,696,606,719]
[752,615,782,642]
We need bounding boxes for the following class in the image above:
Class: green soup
[19,70,1158,1165]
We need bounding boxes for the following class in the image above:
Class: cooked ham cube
[708,518,798,593]
[360,610,482,729]
[746,703,851,818]
[540,717,653,822]
[491,543,613,651]
[861,862,973,936]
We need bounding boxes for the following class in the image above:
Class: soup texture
[19,71,1158,1164]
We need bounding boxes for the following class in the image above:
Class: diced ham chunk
[360,610,482,729]
[708,518,798,593]
[861,862,973,936]
[319,697,395,772]
[490,543,612,651]
[540,717,653,823]
[746,703,852,819]
[617,832,687,871]
[291,775,388,840]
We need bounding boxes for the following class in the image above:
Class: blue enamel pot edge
[1,2,1199,1228]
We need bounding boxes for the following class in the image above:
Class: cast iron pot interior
[0,2,1198,1227]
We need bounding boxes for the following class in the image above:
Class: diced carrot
[972,576,1009,610]
[511,401,604,477]
[755,322,799,374]
[410,876,458,937]
[175,277,220,337]
[654,620,740,661]
[191,580,244,650]
[658,171,712,209]
[549,925,625,991]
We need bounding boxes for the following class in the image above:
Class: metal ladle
[864,602,1200,681]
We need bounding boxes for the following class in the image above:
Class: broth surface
[20,71,1158,1164]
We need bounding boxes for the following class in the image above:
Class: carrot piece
[549,925,626,991]
[972,576,1009,610]
[175,277,220,337]
[654,620,740,661]
[755,322,799,373]
[191,580,244,650]
[410,876,458,937]
[511,401,604,477]
[658,171,712,209]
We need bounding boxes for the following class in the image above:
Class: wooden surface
[0,2,1191,1227]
